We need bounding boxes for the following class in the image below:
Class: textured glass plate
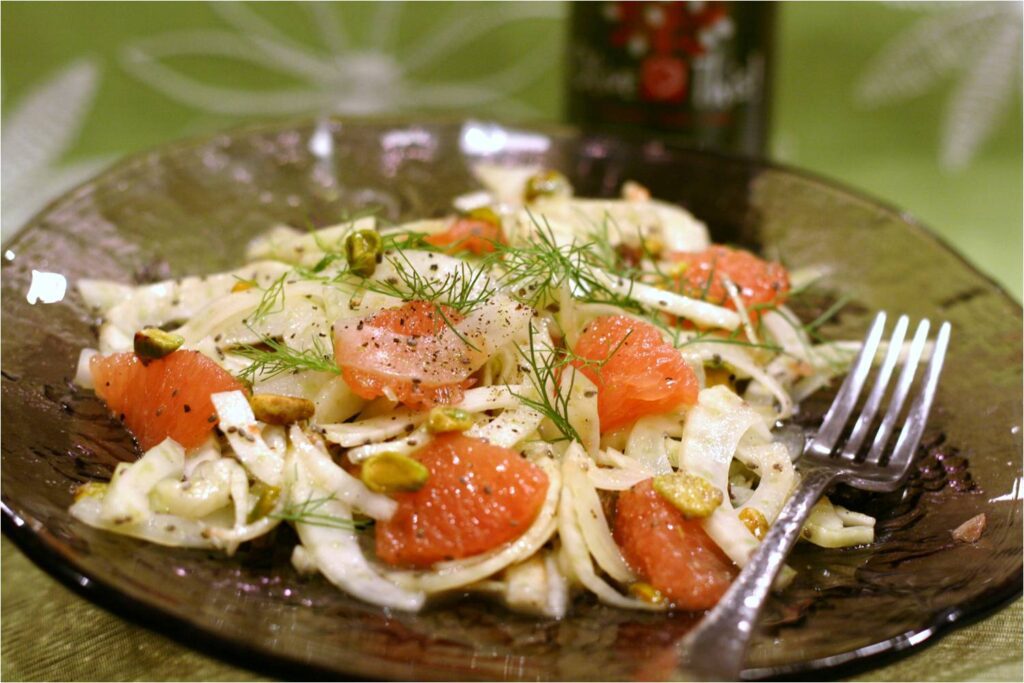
[2,119,1021,681]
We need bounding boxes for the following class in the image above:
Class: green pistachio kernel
[249,393,316,425]
[652,471,723,519]
[426,406,474,433]
[463,206,501,226]
[134,328,185,360]
[739,507,769,540]
[247,482,282,523]
[245,481,282,524]
[344,228,383,278]
[361,452,430,494]
[524,169,573,203]
[628,581,666,606]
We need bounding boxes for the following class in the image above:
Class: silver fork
[677,312,952,681]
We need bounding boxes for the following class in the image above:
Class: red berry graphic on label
[640,54,688,102]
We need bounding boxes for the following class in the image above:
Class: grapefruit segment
[337,301,474,409]
[424,216,505,255]
[614,479,736,610]
[90,350,245,451]
[571,315,698,433]
[375,433,549,567]
[667,245,789,314]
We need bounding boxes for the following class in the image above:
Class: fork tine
[887,321,951,474]
[841,315,909,459]
[863,319,931,464]
[809,312,887,457]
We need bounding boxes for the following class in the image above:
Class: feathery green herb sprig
[269,494,372,531]
[246,272,289,324]
[379,229,445,253]
[492,214,645,317]
[359,250,496,315]
[234,334,339,383]
[510,324,634,444]
[354,250,498,350]
[511,324,581,443]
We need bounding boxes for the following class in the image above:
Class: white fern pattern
[120,2,564,120]
[1,59,111,242]
[855,1,1022,170]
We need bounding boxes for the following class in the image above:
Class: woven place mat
[2,537,1020,682]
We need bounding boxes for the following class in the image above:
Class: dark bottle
[566,1,774,156]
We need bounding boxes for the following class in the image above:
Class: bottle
[566,1,774,156]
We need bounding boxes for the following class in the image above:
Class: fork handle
[678,467,837,681]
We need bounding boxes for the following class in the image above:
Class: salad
[69,166,876,617]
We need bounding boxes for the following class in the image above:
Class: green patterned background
[2,1,1021,297]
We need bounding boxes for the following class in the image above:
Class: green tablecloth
[1,536,1020,681]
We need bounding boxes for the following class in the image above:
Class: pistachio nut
[247,482,282,523]
[134,328,185,360]
[524,169,573,203]
[360,452,429,494]
[426,406,474,433]
[344,228,383,278]
[652,471,723,519]
[249,393,316,425]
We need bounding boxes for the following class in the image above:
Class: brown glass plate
[2,119,1021,681]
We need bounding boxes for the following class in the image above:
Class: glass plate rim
[1,116,1021,681]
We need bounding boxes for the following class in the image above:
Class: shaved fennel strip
[597,270,740,331]
[501,552,569,619]
[184,436,222,479]
[246,216,376,266]
[762,308,815,363]
[323,409,424,447]
[679,387,771,567]
[734,442,797,524]
[289,425,397,520]
[176,278,354,352]
[288,447,425,611]
[206,514,282,550]
[562,370,600,456]
[721,275,760,346]
[687,342,794,419]
[346,426,430,462]
[88,261,293,351]
[77,279,134,312]
[523,197,710,254]
[101,438,185,525]
[802,498,875,548]
[70,496,217,549]
[466,404,545,449]
[211,391,285,487]
[74,349,98,389]
[564,444,635,583]
[556,464,661,611]
[624,415,679,475]
[150,458,240,519]
[321,385,526,448]
[587,465,650,491]
[594,447,649,471]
